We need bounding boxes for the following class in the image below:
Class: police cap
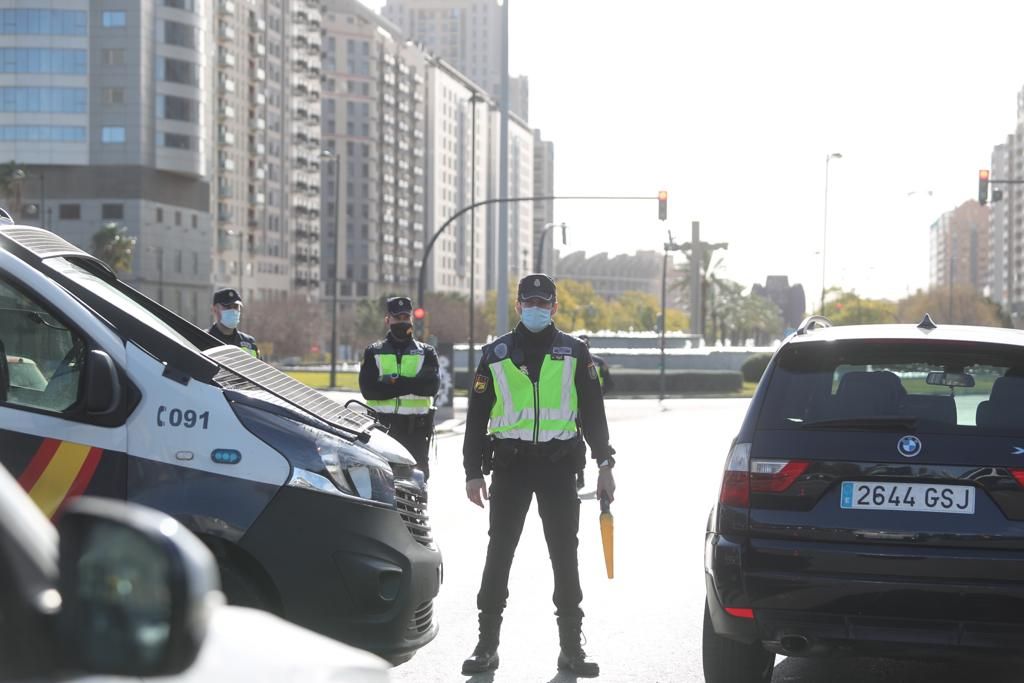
[387,296,413,315]
[517,273,556,302]
[213,288,243,306]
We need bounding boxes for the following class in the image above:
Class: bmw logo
[897,435,922,458]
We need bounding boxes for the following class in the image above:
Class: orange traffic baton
[599,493,614,579]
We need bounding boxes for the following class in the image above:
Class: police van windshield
[47,257,200,353]
[757,339,1024,435]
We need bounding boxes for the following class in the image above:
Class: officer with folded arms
[461,274,616,678]
[359,296,440,481]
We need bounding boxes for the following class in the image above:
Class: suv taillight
[719,444,810,508]
[719,443,751,507]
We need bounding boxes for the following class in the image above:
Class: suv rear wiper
[800,416,918,430]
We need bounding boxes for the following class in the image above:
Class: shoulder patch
[588,362,598,380]
[473,373,490,393]
[494,342,508,359]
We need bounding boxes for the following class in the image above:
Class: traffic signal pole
[416,194,664,339]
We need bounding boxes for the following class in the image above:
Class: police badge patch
[473,373,490,393]
[588,362,598,380]
[494,342,508,359]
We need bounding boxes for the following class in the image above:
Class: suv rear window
[757,339,1024,434]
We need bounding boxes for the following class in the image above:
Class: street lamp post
[12,168,44,224]
[321,149,343,389]
[467,92,483,379]
[820,152,842,316]
[534,221,566,272]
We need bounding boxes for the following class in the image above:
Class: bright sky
[366,0,1023,302]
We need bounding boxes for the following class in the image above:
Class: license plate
[840,481,975,514]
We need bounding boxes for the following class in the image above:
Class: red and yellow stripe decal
[18,438,102,519]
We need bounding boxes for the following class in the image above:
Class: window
[158,57,199,85]
[158,132,191,150]
[163,20,197,48]
[58,204,80,220]
[101,11,126,28]
[155,207,164,222]
[101,49,125,66]
[157,95,197,122]
[101,126,125,144]
[0,87,85,113]
[163,0,195,10]
[0,48,87,74]
[102,88,124,105]
[0,9,86,36]
[0,278,85,413]
[101,204,124,220]
[0,126,85,142]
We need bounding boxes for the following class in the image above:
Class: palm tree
[90,223,136,274]
[673,249,728,341]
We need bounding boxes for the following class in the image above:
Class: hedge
[741,353,773,383]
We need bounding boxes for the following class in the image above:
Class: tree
[246,296,326,361]
[90,223,136,275]
[896,288,1005,327]
[824,290,898,325]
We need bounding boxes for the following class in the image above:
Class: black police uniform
[208,288,261,359]
[462,274,613,677]
[359,297,440,480]
[574,337,614,489]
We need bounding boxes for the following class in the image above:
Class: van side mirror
[84,349,120,414]
[56,498,223,676]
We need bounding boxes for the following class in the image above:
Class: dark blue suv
[703,315,1024,682]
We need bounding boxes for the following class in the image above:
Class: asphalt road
[384,398,1024,683]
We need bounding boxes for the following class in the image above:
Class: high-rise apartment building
[0,1,324,324]
[381,0,529,119]
[486,108,533,288]
[929,200,990,297]
[213,0,323,303]
[989,137,1012,306]
[321,0,427,311]
[424,58,489,301]
[532,129,554,273]
[0,1,212,323]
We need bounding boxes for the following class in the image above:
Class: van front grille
[395,481,433,547]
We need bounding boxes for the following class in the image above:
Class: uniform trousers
[476,450,583,619]
[377,413,433,480]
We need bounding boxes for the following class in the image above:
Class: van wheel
[219,563,271,611]
[702,603,774,683]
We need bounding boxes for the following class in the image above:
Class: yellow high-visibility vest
[488,337,578,443]
[365,347,434,415]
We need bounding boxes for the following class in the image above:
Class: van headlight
[232,403,394,506]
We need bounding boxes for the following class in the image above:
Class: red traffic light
[657,190,668,221]
[979,169,991,206]
[979,169,990,181]
[413,307,426,320]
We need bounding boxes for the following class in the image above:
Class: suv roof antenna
[918,313,938,330]
[796,315,832,335]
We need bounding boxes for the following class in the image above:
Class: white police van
[0,222,440,663]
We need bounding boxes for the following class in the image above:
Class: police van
[0,222,440,663]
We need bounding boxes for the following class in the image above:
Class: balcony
[219,23,235,42]
[218,130,235,146]
[219,102,235,120]
[219,51,236,68]
[250,16,266,32]
[250,91,266,106]
[220,0,236,15]
[219,78,236,94]
[219,156,235,171]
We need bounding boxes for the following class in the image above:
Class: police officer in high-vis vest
[208,288,261,359]
[359,296,440,480]
[461,274,616,678]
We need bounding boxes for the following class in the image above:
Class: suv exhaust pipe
[780,634,809,654]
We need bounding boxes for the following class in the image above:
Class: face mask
[520,306,552,333]
[220,309,241,329]
[390,322,413,338]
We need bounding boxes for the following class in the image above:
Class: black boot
[462,613,502,674]
[557,616,599,677]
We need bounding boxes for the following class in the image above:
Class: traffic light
[413,307,426,337]
[658,191,668,221]
[979,169,990,206]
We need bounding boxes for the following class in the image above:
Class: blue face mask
[220,308,241,329]
[521,306,552,332]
